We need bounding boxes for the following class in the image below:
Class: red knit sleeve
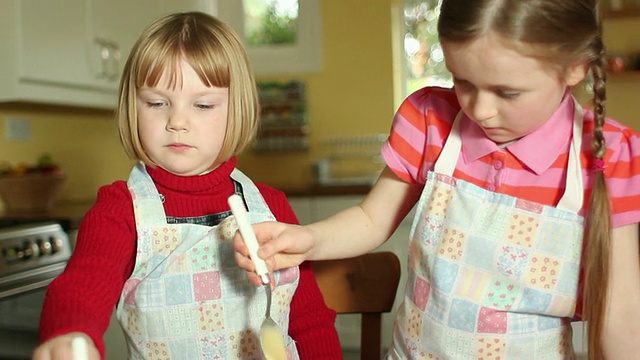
[39,181,137,359]
[257,184,343,359]
[288,262,343,359]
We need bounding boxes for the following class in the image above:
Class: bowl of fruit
[0,154,66,212]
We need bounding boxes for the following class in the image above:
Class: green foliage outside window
[245,0,298,47]
[404,0,452,95]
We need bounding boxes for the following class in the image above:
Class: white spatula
[71,336,89,360]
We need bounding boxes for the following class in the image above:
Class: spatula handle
[228,194,270,284]
[72,336,89,360]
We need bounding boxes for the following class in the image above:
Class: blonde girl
[35,12,341,360]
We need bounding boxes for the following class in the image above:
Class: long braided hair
[438,0,609,358]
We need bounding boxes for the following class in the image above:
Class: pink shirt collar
[460,91,576,174]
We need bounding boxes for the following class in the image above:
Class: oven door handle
[0,262,67,300]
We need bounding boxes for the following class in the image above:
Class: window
[243,0,298,47]
[218,0,322,75]
[402,0,452,96]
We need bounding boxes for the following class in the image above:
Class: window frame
[218,0,323,75]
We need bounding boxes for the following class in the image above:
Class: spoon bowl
[259,284,287,360]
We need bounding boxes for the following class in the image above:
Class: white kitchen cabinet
[0,0,319,108]
[0,0,218,109]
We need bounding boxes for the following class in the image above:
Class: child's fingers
[32,344,53,360]
[32,336,74,360]
[247,271,265,286]
[32,333,99,360]
[251,222,294,260]
[233,235,262,286]
[233,235,255,269]
[252,223,312,269]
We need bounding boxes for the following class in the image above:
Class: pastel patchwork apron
[116,164,300,360]
[388,101,585,359]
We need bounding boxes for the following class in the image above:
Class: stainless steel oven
[0,222,73,359]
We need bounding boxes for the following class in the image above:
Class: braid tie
[592,158,606,173]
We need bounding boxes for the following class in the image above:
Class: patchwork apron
[116,164,300,360]
[388,102,585,359]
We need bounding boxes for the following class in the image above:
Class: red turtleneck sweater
[39,158,342,359]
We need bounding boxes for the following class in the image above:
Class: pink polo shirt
[382,86,640,228]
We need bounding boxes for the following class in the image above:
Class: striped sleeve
[596,114,640,227]
[382,87,460,184]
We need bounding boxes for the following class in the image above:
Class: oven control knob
[50,236,64,253]
[22,240,39,259]
[22,241,35,260]
[37,238,53,256]
[15,247,25,261]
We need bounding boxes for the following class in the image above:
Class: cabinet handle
[106,45,121,81]
[94,38,120,82]
[98,43,110,79]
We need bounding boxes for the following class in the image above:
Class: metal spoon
[228,195,287,360]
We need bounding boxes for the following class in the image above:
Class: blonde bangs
[135,21,232,91]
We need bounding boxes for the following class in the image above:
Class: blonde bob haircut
[117,11,259,167]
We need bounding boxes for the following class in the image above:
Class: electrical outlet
[5,117,32,141]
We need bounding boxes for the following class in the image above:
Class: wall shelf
[603,7,640,18]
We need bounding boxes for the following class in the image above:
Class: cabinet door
[89,0,220,91]
[17,0,165,94]
[3,0,219,109]
[18,0,98,90]
[89,0,171,90]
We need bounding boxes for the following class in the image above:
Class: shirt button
[488,184,496,191]
[494,160,503,170]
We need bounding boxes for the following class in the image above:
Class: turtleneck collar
[145,157,237,194]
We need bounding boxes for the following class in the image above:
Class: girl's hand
[32,333,100,360]
[234,221,313,286]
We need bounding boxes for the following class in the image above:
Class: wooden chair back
[311,251,402,360]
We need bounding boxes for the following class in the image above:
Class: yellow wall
[237,0,397,188]
[600,17,640,129]
[1,4,638,209]
[0,104,134,208]
[575,17,640,128]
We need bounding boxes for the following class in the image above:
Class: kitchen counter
[0,202,93,231]
[282,184,372,197]
[0,185,371,229]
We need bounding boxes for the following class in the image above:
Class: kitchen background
[0,0,399,203]
[0,0,638,358]
[0,1,639,205]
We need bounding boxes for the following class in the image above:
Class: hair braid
[583,33,611,360]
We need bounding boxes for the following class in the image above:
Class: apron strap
[556,100,584,212]
[127,162,168,226]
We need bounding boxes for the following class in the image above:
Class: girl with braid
[235,0,640,358]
